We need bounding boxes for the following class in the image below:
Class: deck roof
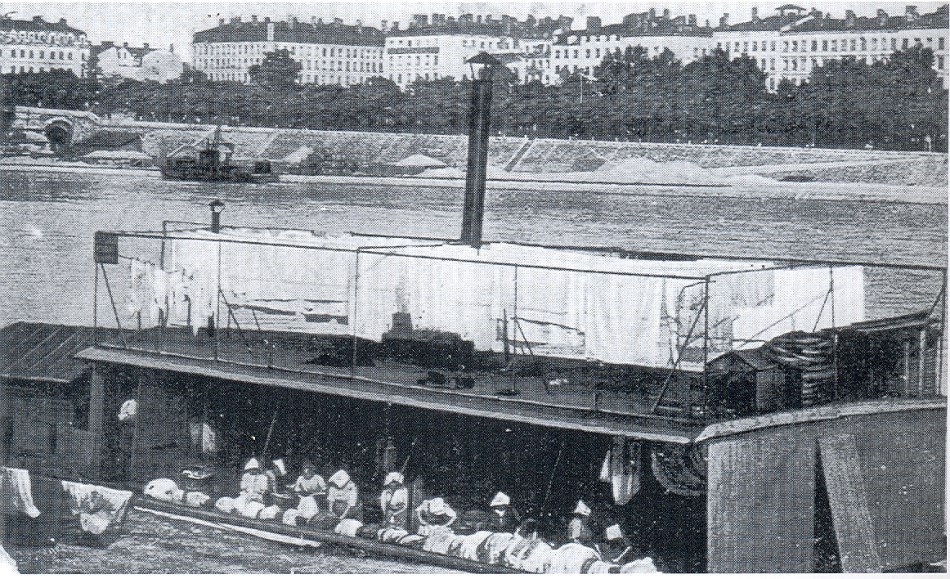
[76,344,699,443]
[0,322,96,383]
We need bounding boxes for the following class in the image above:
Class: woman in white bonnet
[326,469,360,520]
[379,471,408,529]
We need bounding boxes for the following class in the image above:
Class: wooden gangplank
[135,496,520,574]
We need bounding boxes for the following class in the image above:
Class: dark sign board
[94,231,119,264]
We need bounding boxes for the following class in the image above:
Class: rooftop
[726,4,949,33]
[194,17,384,46]
[0,15,85,36]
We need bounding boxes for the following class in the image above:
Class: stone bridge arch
[43,117,74,151]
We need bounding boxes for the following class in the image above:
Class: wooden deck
[78,325,703,443]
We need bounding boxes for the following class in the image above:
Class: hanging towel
[0,467,41,518]
[599,449,611,483]
[611,437,641,506]
[150,268,170,323]
[126,259,148,316]
[0,543,17,573]
[60,480,132,536]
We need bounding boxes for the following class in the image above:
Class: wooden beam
[696,398,947,442]
[88,364,106,478]
[903,340,911,396]
[818,434,882,573]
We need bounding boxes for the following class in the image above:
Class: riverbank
[2,157,945,205]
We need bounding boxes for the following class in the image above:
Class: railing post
[88,364,106,479]
[700,276,711,417]
[351,249,361,379]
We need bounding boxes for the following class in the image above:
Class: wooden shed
[706,348,790,417]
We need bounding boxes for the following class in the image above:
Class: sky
[1,1,943,61]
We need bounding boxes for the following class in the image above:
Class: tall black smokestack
[461,52,500,248]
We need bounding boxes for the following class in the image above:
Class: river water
[0,169,946,330]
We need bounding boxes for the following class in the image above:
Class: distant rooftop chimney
[32,16,42,22]
[751,7,759,22]
[380,19,388,32]
[143,42,149,50]
[688,14,697,26]
[218,17,225,26]
[719,13,729,28]
[587,16,601,31]
[251,15,258,23]
[877,9,888,25]
[663,8,670,19]
[906,5,919,23]
[845,10,856,27]
[58,18,66,25]
[169,43,174,53]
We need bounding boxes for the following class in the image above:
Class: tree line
[2,45,946,152]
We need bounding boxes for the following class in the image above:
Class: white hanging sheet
[161,229,866,369]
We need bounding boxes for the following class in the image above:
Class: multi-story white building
[550,12,714,80]
[0,15,90,77]
[192,16,384,86]
[384,13,568,87]
[712,5,949,91]
[94,42,184,83]
[543,5,948,91]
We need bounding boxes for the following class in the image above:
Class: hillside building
[0,15,90,77]
[94,42,184,83]
[192,16,384,86]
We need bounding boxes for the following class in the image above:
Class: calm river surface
[1,169,946,329]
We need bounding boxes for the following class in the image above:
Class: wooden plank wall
[705,406,946,572]
[844,409,946,569]
[706,425,816,572]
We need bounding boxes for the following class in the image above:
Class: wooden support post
[88,365,107,479]
[903,339,912,396]
[918,328,927,396]
[130,371,144,486]
[0,377,9,465]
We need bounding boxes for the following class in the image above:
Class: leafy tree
[248,49,302,90]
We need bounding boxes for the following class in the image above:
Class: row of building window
[722,35,944,55]
[7,48,79,60]
[207,71,366,84]
[2,32,82,45]
[196,43,380,59]
[391,37,500,49]
[4,65,78,73]
[388,54,439,66]
[199,57,381,73]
